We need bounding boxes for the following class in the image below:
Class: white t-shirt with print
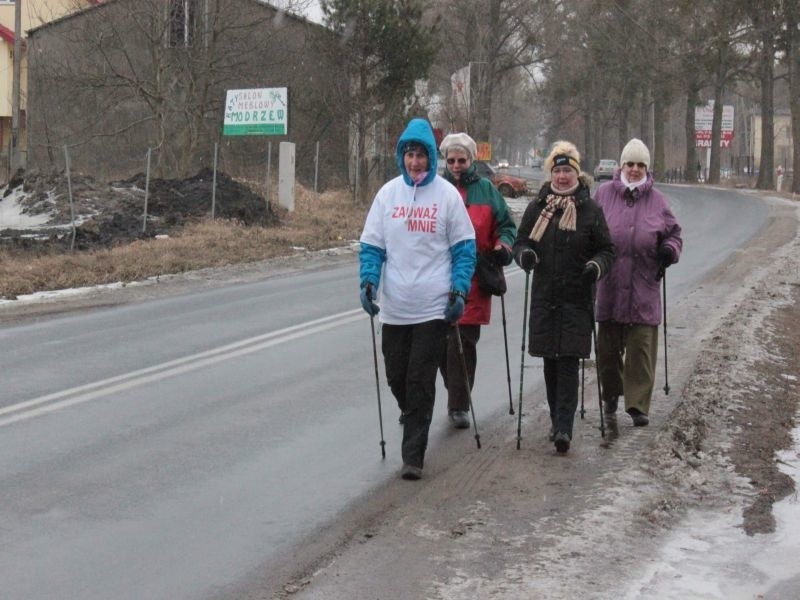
[360,174,475,325]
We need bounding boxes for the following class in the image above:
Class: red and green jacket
[444,167,517,325]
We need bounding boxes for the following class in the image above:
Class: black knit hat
[551,154,580,173]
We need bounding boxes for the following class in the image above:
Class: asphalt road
[0,184,771,599]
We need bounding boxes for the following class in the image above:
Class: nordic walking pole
[590,292,605,438]
[453,323,481,449]
[500,295,515,415]
[517,271,531,450]
[580,359,586,419]
[662,270,670,395]
[369,314,386,459]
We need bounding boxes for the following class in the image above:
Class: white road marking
[0,309,363,427]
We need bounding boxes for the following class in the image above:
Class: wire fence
[15,136,350,198]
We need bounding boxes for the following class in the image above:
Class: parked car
[497,158,510,169]
[474,160,533,197]
[593,159,618,180]
[530,156,543,168]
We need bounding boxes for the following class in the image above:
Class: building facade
[0,0,98,176]
[25,0,348,188]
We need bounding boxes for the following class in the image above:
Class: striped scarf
[530,194,577,242]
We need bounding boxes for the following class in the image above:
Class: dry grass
[0,186,368,300]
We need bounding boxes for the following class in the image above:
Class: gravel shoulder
[267,192,799,600]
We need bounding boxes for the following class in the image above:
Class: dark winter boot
[448,409,470,429]
[627,407,649,426]
[401,464,422,480]
[603,396,619,415]
[554,432,571,454]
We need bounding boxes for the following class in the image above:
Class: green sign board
[223,87,288,136]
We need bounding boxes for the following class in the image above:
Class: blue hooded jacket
[395,118,438,187]
[360,119,476,298]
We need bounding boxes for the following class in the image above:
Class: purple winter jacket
[595,171,682,326]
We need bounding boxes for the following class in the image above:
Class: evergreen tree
[321,0,438,203]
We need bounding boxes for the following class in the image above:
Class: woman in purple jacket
[594,139,682,427]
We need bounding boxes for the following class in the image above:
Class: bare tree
[431,0,551,148]
[321,0,438,203]
[744,2,780,189]
[787,0,800,193]
[27,0,343,181]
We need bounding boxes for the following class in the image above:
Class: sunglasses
[625,162,647,169]
[446,157,469,165]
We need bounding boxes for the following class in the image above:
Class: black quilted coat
[512,179,615,358]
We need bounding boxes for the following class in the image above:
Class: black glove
[656,245,674,281]
[581,262,599,286]
[657,245,674,269]
[516,248,539,272]
[360,283,379,316]
[489,246,513,266]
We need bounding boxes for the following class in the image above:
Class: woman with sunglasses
[437,133,517,430]
[513,141,615,453]
[594,138,683,427]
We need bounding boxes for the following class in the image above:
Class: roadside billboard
[476,142,492,161]
[223,88,288,136]
[695,101,734,148]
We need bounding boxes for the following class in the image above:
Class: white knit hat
[620,138,650,169]
[439,133,478,161]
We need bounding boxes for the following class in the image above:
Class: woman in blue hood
[359,118,476,480]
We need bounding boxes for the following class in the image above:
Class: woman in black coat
[512,141,614,453]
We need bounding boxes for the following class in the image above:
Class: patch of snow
[626,424,800,600]
[0,280,150,305]
[0,188,51,229]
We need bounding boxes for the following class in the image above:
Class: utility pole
[10,0,22,173]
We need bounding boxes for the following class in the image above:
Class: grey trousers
[439,324,481,412]
[596,321,659,415]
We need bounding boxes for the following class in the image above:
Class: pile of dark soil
[1,168,280,251]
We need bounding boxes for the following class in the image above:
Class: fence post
[266,141,272,206]
[211,142,218,219]
[63,145,76,252]
[354,150,360,205]
[142,147,151,233]
[314,140,320,194]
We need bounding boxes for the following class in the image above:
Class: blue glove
[360,283,379,316]
[443,292,465,323]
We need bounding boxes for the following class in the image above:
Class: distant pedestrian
[513,141,614,454]
[594,138,683,427]
[359,118,476,480]
[437,132,517,430]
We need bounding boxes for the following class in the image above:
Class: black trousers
[439,324,481,412]
[382,320,448,468]
[543,356,580,438]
